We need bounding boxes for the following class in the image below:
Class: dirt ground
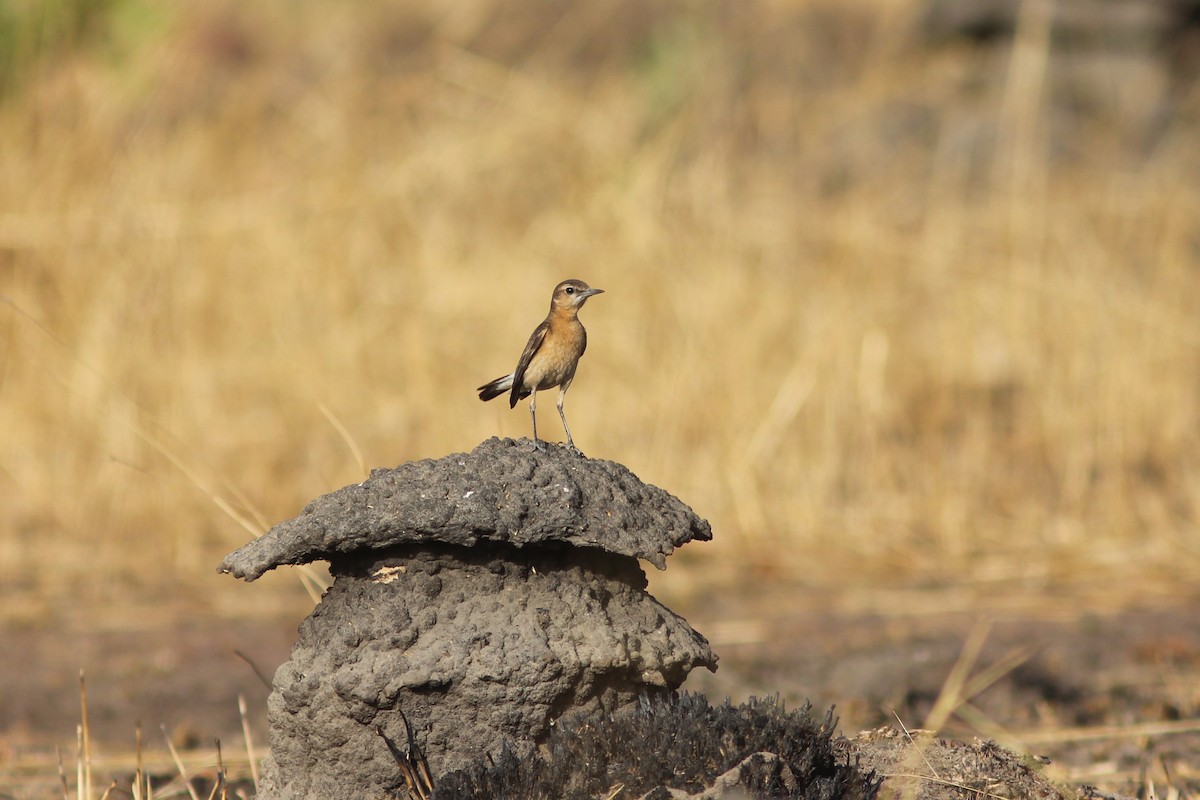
[2,583,1198,799]
[679,582,1200,799]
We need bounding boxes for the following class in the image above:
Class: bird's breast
[524,320,586,390]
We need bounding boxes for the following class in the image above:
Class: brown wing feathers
[509,320,549,407]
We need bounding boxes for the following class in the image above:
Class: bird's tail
[478,374,513,402]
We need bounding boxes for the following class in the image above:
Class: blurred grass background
[1,0,1199,623]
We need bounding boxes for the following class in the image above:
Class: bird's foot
[566,442,585,457]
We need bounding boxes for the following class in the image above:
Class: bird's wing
[510,319,550,407]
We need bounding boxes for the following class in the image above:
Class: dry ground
[2,582,1200,798]
[2,0,1200,797]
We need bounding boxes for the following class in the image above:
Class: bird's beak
[584,288,605,298]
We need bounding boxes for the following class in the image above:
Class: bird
[478,279,604,450]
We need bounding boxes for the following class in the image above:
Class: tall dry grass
[1,0,1198,618]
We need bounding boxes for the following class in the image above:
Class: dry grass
[1,0,1199,619]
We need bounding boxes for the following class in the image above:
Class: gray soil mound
[257,544,717,798]
[221,438,720,799]
[219,437,711,580]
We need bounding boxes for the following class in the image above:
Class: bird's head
[551,279,604,311]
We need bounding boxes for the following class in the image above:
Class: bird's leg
[556,386,577,452]
[529,391,539,442]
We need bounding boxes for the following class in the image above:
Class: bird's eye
[565,287,575,294]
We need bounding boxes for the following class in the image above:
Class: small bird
[478,279,604,450]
